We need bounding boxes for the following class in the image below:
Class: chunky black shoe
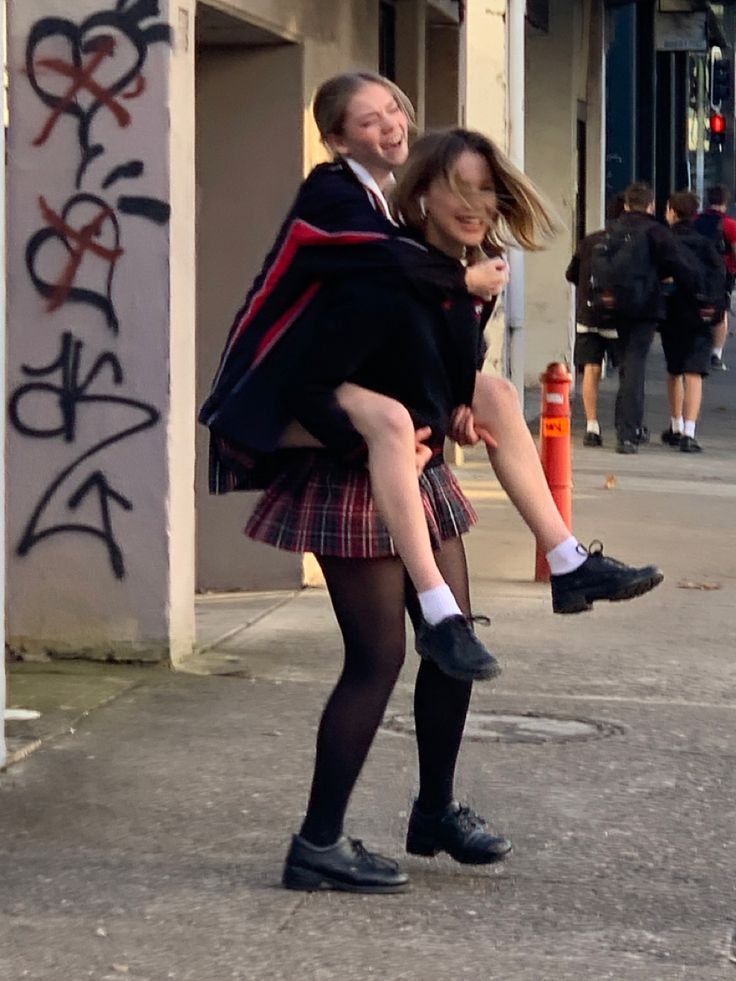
[616,439,638,454]
[415,615,500,682]
[551,540,664,614]
[583,431,602,447]
[661,427,681,447]
[406,800,512,865]
[710,353,728,372]
[680,435,703,453]
[282,834,409,893]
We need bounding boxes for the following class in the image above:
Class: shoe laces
[583,540,627,570]
[454,804,487,834]
[350,838,370,860]
[469,613,491,627]
[349,838,396,871]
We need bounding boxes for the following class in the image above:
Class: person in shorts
[661,190,725,453]
[566,194,625,447]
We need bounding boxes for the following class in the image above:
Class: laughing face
[422,150,497,258]
[328,81,409,185]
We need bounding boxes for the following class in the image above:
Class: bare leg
[279,385,447,598]
[471,373,571,553]
[682,373,703,426]
[666,374,684,419]
[713,316,728,355]
[334,384,444,594]
[582,363,602,424]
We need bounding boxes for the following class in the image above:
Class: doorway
[195,4,304,592]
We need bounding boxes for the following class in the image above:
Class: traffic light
[712,59,731,107]
[710,111,726,151]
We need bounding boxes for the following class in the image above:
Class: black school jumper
[246,270,490,558]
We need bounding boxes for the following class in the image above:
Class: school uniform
[608,212,698,446]
[200,159,468,494]
[661,220,724,377]
[566,229,619,369]
[200,159,484,558]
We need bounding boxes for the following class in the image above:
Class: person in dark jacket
[694,184,736,371]
[566,193,625,446]
[609,183,699,454]
[661,190,726,452]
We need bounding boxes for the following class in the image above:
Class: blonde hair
[312,72,416,148]
[392,128,558,253]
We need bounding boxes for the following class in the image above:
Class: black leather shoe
[415,615,500,682]
[616,440,638,454]
[282,834,409,893]
[406,800,512,865]
[680,435,703,453]
[583,431,602,447]
[551,540,663,614]
[661,427,681,447]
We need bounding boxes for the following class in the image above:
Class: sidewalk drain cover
[383,711,624,744]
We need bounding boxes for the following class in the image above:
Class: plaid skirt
[245,451,476,558]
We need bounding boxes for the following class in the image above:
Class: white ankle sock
[586,420,600,435]
[546,535,586,576]
[713,346,723,359]
[418,584,462,625]
[671,416,684,434]
[683,419,696,438]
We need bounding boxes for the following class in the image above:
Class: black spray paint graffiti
[9,332,159,579]
[26,0,172,187]
[10,1,173,579]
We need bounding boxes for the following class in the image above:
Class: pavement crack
[276,895,308,931]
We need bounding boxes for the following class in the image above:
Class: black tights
[299,536,473,847]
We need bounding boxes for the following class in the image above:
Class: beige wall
[194,2,380,593]
[6,0,187,660]
[195,42,304,591]
[524,0,607,382]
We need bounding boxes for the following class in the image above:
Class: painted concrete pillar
[5,0,195,663]
[460,0,508,377]
[461,0,508,147]
[1,0,7,768]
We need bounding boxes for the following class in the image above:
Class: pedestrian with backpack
[692,184,736,371]
[661,191,726,453]
[566,193,625,447]
[590,182,698,454]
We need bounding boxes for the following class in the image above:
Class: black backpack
[691,211,728,256]
[589,219,661,321]
[673,227,727,326]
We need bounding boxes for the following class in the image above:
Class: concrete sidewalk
[2,347,736,980]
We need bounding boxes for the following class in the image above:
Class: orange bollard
[535,362,573,582]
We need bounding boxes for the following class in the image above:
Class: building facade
[2,0,607,682]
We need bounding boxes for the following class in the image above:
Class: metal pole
[506,0,526,409]
[1,0,7,769]
[695,55,706,203]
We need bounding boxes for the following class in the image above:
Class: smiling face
[422,150,497,258]
[327,81,409,185]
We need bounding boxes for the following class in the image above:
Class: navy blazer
[200,160,480,492]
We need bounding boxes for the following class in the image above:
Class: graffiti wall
[6,0,185,658]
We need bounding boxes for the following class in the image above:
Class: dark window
[527,0,549,32]
[379,1,396,81]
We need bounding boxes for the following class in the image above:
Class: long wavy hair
[392,128,558,255]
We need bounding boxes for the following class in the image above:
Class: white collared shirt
[345,158,397,225]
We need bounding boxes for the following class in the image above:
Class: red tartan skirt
[244,452,476,558]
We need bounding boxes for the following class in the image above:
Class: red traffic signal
[711,112,726,134]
